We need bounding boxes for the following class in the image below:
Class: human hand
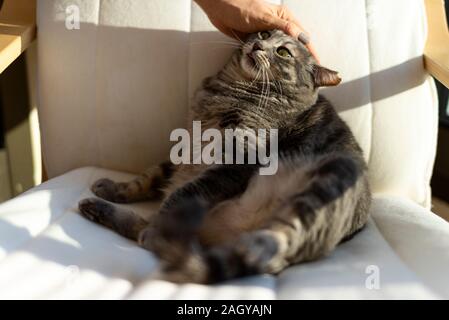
[195,0,319,60]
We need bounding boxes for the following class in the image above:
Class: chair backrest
[37,0,438,208]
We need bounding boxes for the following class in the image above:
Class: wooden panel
[0,0,36,74]
[432,197,449,222]
[25,41,41,185]
[0,52,34,196]
[431,125,449,202]
[0,148,12,201]
[424,0,449,88]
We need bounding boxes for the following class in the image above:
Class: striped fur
[79,30,371,284]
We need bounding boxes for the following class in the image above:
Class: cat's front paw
[138,226,158,248]
[235,230,286,274]
[78,197,115,225]
[91,178,128,203]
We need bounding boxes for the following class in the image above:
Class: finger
[306,43,320,63]
[274,5,306,38]
[273,6,321,61]
[293,25,320,61]
[269,17,313,48]
[267,15,301,38]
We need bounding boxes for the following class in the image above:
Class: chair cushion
[0,167,447,299]
[37,0,438,208]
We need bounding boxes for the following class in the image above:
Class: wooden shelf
[424,0,449,88]
[0,0,36,74]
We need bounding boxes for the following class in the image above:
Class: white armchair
[0,0,449,299]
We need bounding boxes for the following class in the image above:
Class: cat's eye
[276,47,292,58]
[259,31,271,40]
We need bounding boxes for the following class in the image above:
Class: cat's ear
[312,65,342,87]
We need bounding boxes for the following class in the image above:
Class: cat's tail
[148,198,260,284]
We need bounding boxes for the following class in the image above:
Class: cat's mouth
[245,51,270,70]
[246,53,256,66]
[240,46,270,79]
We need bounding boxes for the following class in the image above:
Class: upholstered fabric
[0,167,448,299]
[5,0,441,299]
[37,0,438,208]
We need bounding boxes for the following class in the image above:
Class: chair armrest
[424,0,449,88]
[0,0,36,74]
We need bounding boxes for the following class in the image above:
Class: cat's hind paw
[78,197,115,225]
[91,178,128,203]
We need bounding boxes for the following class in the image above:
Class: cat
[78,29,371,284]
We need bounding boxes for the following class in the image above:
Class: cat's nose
[253,42,264,52]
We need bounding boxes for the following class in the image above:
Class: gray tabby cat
[78,30,371,284]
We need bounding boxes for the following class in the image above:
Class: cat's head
[236,29,341,91]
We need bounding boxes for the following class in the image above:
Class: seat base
[0,167,447,299]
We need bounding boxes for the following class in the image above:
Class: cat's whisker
[191,40,241,45]
[264,71,270,108]
[258,69,270,112]
[250,65,263,83]
[209,47,240,53]
[257,70,265,110]
[266,67,283,100]
[231,30,246,46]
[191,41,242,49]
[267,69,283,102]
[239,67,262,91]
[232,63,262,92]
[262,56,270,69]
[264,69,271,110]
[261,65,274,109]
